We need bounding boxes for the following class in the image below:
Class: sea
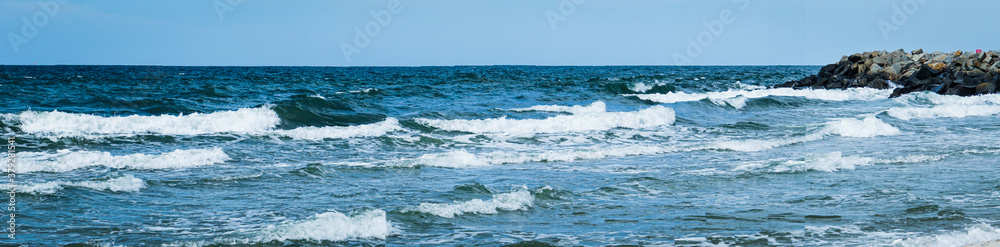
[1,65,1000,246]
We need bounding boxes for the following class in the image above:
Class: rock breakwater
[776,49,1000,97]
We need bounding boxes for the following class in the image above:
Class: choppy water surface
[2,66,999,246]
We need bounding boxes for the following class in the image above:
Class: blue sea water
[1,65,1000,246]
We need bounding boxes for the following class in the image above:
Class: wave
[728,152,945,174]
[9,148,230,173]
[821,116,900,137]
[369,145,677,168]
[402,189,534,218]
[709,116,899,152]
[267,118,402,141]
[887,105,1000,120]
[888,92,1000,120]
[631,87,891,109]
[415,105,675,135]
[257,209,398,242]
[11,174,145,194]
[509,101,606,114]
[2,106,401,140]
[4,106,280,136]
[890,224,1000,247]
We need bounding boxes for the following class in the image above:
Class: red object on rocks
[977,49,982,53]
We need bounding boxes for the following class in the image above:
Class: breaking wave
[415,105,675,135]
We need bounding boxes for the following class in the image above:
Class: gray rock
[870,63,883,75]
[873,57,888,65]
[912,48,924,55]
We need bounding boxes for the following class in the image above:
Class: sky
[1,0,998,66]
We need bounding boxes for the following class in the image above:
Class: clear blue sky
[1,0,997,66]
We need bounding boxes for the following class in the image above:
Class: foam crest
[887,105,1000,120]
[821,117,900,137]
[11,148,231,173]
[73,174,146,192]
[269,118,402,140]
[708,133,825,152]
[736,152,874,173]
[509,101,606,114]
[890,224,1000,247]
[415,106,675,134]
[5,106,280,136]
[10,174,146,194]
[259,209,397,242]
[709,117,897,152]
[403,189,533,218]
[383,145,675,168]
[632,87,891,108]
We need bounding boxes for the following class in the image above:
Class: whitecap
[258,209,398,242]
[4,106,280,136]
[415,105,675,135]
[890,224,1000,247]
[632,87,891,109]
[509,101,606,114]
[8,148,230,173]
[268,118,402,140]
[402,189,533,218]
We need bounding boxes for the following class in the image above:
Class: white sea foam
[415,105,675,134]
[268,118,402,140]
[820,116,900,137]
[509,101,606,114]
[72,174,146,192]
[2,106,400,140]
[708,117,898,152]
[10,174,146,194]
[732,152,946,174]
[890,224,1000,247]
[380,145,676,168]
[14,181,62,194]
[259,209,397,242]
[889,92,1000,120]
[632,87,891,109]
[403,189,534,218]
[5,106,280,136]
[735,152,874,173]
[887,104,1000,120]
[9,148,230,173]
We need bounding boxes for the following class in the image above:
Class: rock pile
[775,49,1000,97]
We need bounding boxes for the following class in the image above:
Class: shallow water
[2,65,999,246]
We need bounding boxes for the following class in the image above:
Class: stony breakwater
[776,49,1000,97]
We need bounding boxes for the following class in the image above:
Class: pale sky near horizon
[1,0,997,66]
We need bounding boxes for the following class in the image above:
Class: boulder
[912,48,924,55]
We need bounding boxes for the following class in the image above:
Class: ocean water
[2,65,1000,246]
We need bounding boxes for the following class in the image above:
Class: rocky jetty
[775,49,1000,97]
